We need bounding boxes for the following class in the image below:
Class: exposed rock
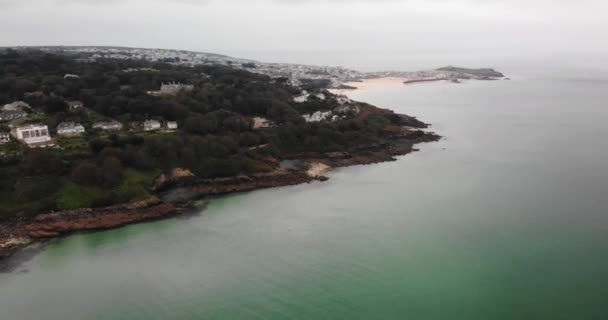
[23,197,180,238]
[307,162,331,177]
[152,168,195,191]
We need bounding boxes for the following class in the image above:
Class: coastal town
[23,46,505,90]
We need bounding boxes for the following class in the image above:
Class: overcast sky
[1,0,607,68]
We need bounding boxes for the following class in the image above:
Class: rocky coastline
[0,122,440,265]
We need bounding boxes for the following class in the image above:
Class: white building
[294,91,309,103]
[93,120,123,131]
[303,111,333,123]
[0,133,10,144]
[57,122,85,136]
[144,120,162,131]
[252,117,276,129]
[12,124,54,147]
[166,121,178,130]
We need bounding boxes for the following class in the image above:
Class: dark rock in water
[337,84,358,90]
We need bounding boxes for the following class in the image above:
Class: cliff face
[22,197,180,238]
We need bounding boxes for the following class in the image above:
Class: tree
[101,155,124,187]
[71,161,99,186]
[184,114,218,135]
[43,96,69,113]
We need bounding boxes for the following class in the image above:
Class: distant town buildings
[37,46,370,89]
[143,120,162,131]
[93,120,123,131]
[57,122,85,136]
[12,124,55,147]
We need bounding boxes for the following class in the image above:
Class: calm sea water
[2,62,608,319]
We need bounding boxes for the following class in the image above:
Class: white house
[294,91,309,103]
[166,121,178,130]
[0,133,10,144]
[57,122,85,136]
[93,120,123,131]
[252,117,276,129]
[12,124,54,147]
[144,120,162,131]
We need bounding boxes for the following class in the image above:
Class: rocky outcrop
[436,66,505,78]
[187,171,325,196]
[288,129,440,168]
[23,197,180,238]
[151,168,195,191]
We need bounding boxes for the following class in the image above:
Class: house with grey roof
[166,121,178,130]
[144,120,162,131]
[57,122,85,136]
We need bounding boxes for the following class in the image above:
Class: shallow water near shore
[2,65,608,319]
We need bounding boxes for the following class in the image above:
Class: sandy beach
[330,77,407,95]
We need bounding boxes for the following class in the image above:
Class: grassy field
[56,136,91,157]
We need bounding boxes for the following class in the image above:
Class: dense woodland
[0,49,405,219]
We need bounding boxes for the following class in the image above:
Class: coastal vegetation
[0,49,430,220]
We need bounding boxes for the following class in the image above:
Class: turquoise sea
[2,60,608,319]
